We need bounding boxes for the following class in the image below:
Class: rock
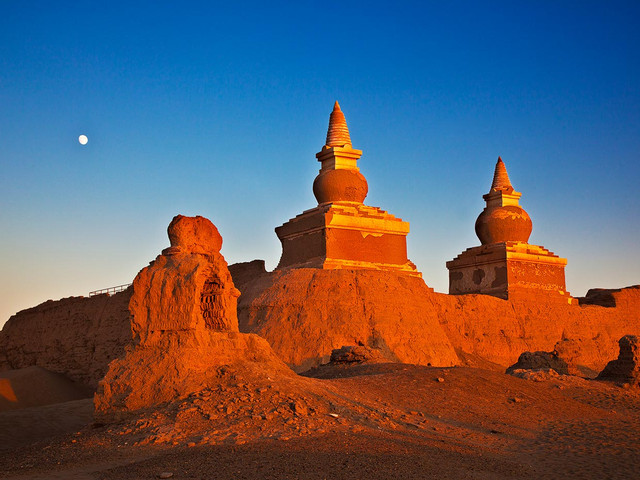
[94,215,293,422]
[508,368,560,382]
[164,214,222,255]
[128,215,241,344]
[290,400,308,416]
[229,260,269,292]
[553,338,600,378]
[506,351,569,376]
[329,345,388,364]
[129,251,240,343]
[578,287,638,308]
[596,335,640,386]
[94,331,291,421]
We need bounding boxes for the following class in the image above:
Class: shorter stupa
[275,102,421,277]
[446,157,573,302]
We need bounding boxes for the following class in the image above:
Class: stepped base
[446,241,574,303]
[276,202,421,278]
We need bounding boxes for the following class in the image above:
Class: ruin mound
[235,267,460,371]
[95,215,294,422]
[597,335,640,386]
[506,351,570,376]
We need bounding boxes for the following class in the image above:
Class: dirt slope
[1,364,638,480]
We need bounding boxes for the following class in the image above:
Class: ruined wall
[233,262,639,373]
[449,262,508,297]
[433,286,640,372]
[0,290,132,388]
[234,268,461,372]
[1,263,637,386]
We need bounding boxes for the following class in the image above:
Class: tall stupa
[446,157,573,302]
[275,102,421,277]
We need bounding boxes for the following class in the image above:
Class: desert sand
[1,362,639,480]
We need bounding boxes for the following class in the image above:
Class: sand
[0,366,92,412]
[0,364,638,479]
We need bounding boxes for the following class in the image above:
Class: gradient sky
[1,1,639,327]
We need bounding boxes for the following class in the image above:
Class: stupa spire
[325,101,352,147]
[490,157,513,193]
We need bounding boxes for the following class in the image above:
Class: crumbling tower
[275,102,421,277]
[446,157,573,302]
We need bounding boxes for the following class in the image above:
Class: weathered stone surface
[506,351,569,375]
[237,268,460,372]
[596,335,640,386]
[0,290,132,388]
[508,368,563,382]
[330,345,389,364]
[130,250,240,344]
[94,215,293,421]
[228,260,269,291]
[237,269,640,374]
[434,287,640,373]
[165,214,222,255]
[128,214,239,346]
[3,250,638,390]
[553,338,601,377]
[578,286,639,307]
[447,242,570,301]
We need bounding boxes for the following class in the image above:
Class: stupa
[446,157,573,302]
[275,102,421,277]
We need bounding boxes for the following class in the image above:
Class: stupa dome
[313,168,368,204]
[475,205,532,244]
[475,157,532,245]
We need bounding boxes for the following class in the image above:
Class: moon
[78,135,88,145]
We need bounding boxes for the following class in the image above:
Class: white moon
[78,135,88,145]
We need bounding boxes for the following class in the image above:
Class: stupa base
[275,203,421,278]
[446,241,575,304]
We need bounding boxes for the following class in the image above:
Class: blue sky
[1,1,639,326]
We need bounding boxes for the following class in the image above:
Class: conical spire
[325,101,352,147]
[490,157,513,192]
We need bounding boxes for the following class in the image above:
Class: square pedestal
[446,242,574,303]
[276,203,421,277]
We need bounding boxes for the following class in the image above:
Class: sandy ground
[1,364,638,480]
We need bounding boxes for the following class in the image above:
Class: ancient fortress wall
[233,263,640,374]
[1,274,638,387]
[0,290,132,388]
[432,286,640,373]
